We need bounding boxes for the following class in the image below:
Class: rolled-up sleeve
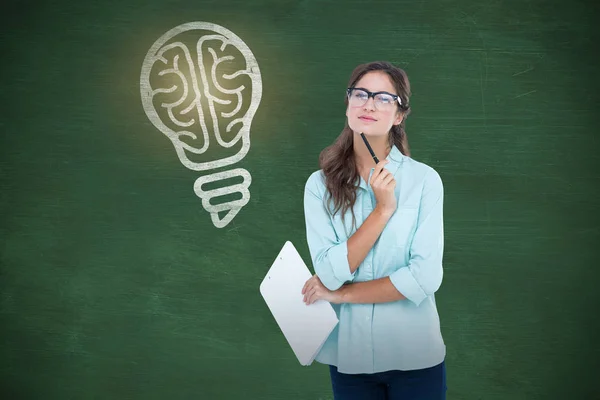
[304,172,356,291]
[390,168,445,306]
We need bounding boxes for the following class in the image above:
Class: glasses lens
[349,89,368,106]
[375,93,395,109]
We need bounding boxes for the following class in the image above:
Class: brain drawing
[140,22,262,171]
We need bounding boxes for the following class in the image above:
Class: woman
[301,61,447,399]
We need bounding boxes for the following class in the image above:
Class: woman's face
[346,71,403,137]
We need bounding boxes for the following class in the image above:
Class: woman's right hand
[370,159,397,217]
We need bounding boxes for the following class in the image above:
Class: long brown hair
[319,61,412,230]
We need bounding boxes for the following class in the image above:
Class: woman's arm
[302,275,405,305]
[337,277,406,303]
[346,207,392,273]
[304,165,393,291]
[387,168,445,306]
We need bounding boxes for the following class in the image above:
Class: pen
[360,133,380,164]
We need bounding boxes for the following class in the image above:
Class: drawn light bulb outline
[140,22,262,228]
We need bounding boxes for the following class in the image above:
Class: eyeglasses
[347,88,403,111]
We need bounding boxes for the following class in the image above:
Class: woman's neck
[353,132,391,170]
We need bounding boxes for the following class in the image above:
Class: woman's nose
[363,97,376,110]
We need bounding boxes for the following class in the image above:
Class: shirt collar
[387,144,405,167]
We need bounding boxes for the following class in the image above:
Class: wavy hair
[319,61,412,230]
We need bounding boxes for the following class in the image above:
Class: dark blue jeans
[329,361,447,400]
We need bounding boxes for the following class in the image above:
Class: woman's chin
[354,129,387,137]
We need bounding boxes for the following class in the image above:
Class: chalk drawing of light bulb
[140,22,262,228]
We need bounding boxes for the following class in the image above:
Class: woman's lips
[359,116,376,122]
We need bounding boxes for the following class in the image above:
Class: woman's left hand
[302,274,342,305]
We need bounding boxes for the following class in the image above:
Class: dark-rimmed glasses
[347,88,402,111]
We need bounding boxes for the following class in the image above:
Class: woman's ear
[393,112,404,126]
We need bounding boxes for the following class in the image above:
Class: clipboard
[260,241,339,366]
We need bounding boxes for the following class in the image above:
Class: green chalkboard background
[1,0,598,398]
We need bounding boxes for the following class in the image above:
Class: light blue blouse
[303,144,446,374]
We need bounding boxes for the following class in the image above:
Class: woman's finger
[303,283,314,302]
[372,168,389,186]
[305,287,318,304]
[381,173,395,186]
[302,275,315,294]
[373,160,389,177]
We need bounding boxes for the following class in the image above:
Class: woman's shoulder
[304,169,326,192]
[403,157,443,187]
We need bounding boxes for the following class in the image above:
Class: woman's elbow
[422,264,444,296]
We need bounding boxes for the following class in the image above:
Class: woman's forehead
[355,71,395,92]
